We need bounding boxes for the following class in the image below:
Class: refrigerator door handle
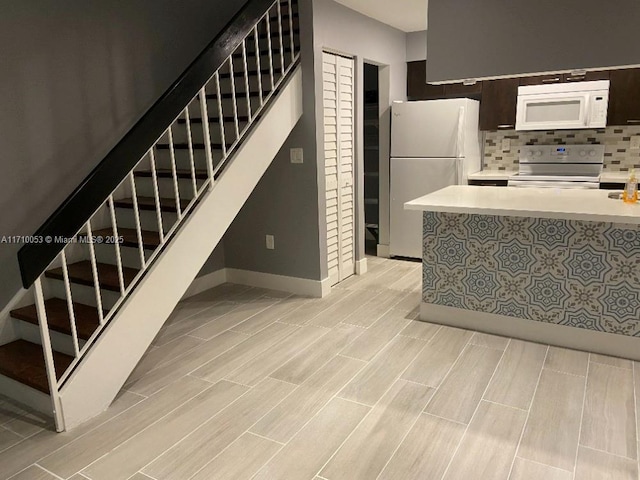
[456,106,466,185]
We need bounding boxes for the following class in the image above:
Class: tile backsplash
[483,126,640,171]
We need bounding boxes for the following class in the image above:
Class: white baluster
[184,107,198,197]
[148,148,165,244]
[107,196,126,296]
[276,0,285,74]
[128,172,147,269]
[228,56,241,142]
[265,14,275,91]
[241,40,252,124]
[199,87,216,182]
[85,220,105,326]
[60,250,80,357]
[34,278,65,432]
[167,126,183,220]
[288,0,296,61]
[254,25,264,107]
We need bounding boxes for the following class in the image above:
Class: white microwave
[515,80,609,131]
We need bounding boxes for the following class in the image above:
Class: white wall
[406,30,427,62]
[313,0,407,261]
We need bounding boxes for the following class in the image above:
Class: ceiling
[333,0,427,33]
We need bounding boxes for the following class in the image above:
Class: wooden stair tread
[0,340,73,394]
[11,298,102,341]
[134,169,208,180]
[45,260,139,292]
[114,196,190,213]
[91,228,161,250]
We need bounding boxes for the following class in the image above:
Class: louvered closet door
[323,52,355,286]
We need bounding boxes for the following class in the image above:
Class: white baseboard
[421,302,640,361]
[182,269,228,300]
[355,258,368,275]
[226,268,328,298]
[376,244,390,258]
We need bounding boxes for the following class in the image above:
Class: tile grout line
[421,411,468,427]
[589,359,634,371]
[576,443,640,462]
[542,367,587,378]
[33,464,65,480]
[136,376,287,480]
[246,351,375,480]
[185,322,304,380]
[312,324,438,479]
[573,353,591,480]
[437,338,513,480]
[481,398,528,412]
[4,392,149,480]
[505,345,550,480]
[372,386,436,480]
[513,456,573,475]
[73,381,223,479]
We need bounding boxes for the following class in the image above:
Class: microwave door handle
[582,95,591,126]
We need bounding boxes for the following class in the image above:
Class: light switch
[631,136,640,150]
[290,148,304,164]
[502,138,511,152]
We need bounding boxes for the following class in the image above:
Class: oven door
[516,91,589,131]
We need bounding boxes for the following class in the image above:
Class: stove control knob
[589,150,596,157]
[579,150,587,157]
[535,151,543,157]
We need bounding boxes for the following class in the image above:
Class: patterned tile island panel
[422,212,640,337]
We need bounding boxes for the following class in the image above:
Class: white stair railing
[30,0,300,432]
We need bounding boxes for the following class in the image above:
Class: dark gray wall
[427,0,640,82]
[224,0,323,281]
[198,242,227,277]
[0,0,247,309]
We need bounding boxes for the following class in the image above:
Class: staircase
[0,0,301,431]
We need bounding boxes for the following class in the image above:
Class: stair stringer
[57,66,303,431]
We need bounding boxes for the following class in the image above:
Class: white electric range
[508,145,605,189]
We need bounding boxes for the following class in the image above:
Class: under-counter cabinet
[478,78,519,131]
[608,68,640,126]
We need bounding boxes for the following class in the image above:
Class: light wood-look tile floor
[1,256,639,480]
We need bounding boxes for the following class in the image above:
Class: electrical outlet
[502,138,511,152]
[290,148,304,164]
[266,234,275,250]
[631,136,640,150]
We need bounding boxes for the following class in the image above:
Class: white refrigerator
[390,98,481,258]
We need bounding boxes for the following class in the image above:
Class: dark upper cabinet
[564,70,610,83]
[479,78,519,131]
[519,70,610,86]
[407,61,445,100]
[608,68,640,126]
[518,74,564,86]
[444,81,482,100]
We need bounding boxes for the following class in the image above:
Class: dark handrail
[17,0,275,288]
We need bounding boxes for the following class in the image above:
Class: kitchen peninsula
[406,185,640,360]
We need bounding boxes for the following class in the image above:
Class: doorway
[364,63,380,256]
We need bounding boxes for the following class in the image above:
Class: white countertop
[405,185,640,224]
[467,170,517,181]
[468,171,629,183]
